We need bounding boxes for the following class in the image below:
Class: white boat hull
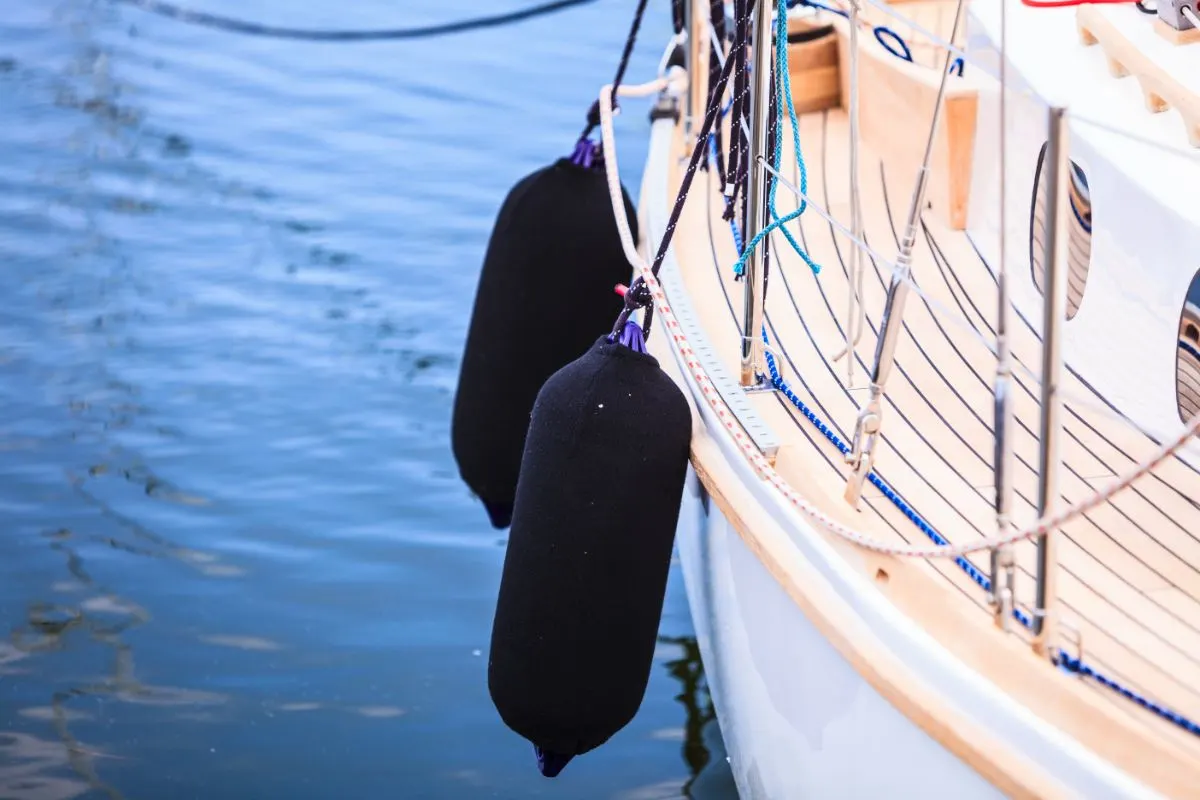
[674,464,1006,799]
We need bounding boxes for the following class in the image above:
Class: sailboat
[606,0,1200,796]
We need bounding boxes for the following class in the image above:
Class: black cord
[671,0,686,34]
[581,0,650,137]
[1134,0,1156,13]
[111,0,598,41]
[609,0,650,107]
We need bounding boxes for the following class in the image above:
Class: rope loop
[873,25,913,62]
[608,276,653,342]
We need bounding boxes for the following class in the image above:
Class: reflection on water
[0,732,91,800]
[1,1,735,797]
[7,477,230,800]
[659,636,737,800]
[660,636,716,787]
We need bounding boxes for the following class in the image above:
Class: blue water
[0,1,736,797]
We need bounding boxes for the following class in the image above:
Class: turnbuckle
[843,388,883,507]
[990,544,1017,632]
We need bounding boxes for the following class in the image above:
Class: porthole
[1177,270,1200,424]
[1029,143,1092,320]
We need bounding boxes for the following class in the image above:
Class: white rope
[596,81,1200,560]
[616,76,671,99]
[895,272,1000,353]
[657,30,687,79]
[838,0,866,385]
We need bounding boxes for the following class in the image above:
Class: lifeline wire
[111,0,598,41]
[765,146,1171,439]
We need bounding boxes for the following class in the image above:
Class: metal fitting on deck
[1158,0,1197,31]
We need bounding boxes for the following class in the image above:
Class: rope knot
[581,98,609,140]
[608,277,654,343]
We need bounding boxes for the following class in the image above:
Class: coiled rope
[111,0,597,41]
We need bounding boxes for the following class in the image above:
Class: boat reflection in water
[658,635,737,799]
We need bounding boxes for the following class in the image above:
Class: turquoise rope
[732,0,822,279]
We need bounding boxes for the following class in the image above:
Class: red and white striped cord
[596,82,1200,560]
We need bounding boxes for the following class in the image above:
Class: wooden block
[1077,6,1200,149]
[828,16,979,230]
[787,24,842,115]
[1144,87,1170,113]
[1154,17,1200,45]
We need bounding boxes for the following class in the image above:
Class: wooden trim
[684,423,1070,800]
[785,11,980,228]
[1078,6,1200,147]
[670,348,1197,797]
[1154,18,1200,47]
[825,16,980,229]
[787,18,842,115]
[644,265,1065,798]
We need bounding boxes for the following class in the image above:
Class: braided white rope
[613,76,671,100]
[597,82,1200,560]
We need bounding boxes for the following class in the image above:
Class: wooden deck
[668,106,1200,794]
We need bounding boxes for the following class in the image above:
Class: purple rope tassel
[568,137,598,168]
[617,319,647,353]
[535,745,573,778]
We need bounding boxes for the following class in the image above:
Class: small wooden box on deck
[785,11,979,230]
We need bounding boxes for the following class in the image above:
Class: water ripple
[0,1,730,797]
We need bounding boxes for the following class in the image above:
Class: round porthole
[1177,270,1200,424]
[1029,143,1092,321]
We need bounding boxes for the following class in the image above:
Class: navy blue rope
[1055,654,1200,736]
[788,0,937,71]
[873,26,912,62]
[759,347,1003,596]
